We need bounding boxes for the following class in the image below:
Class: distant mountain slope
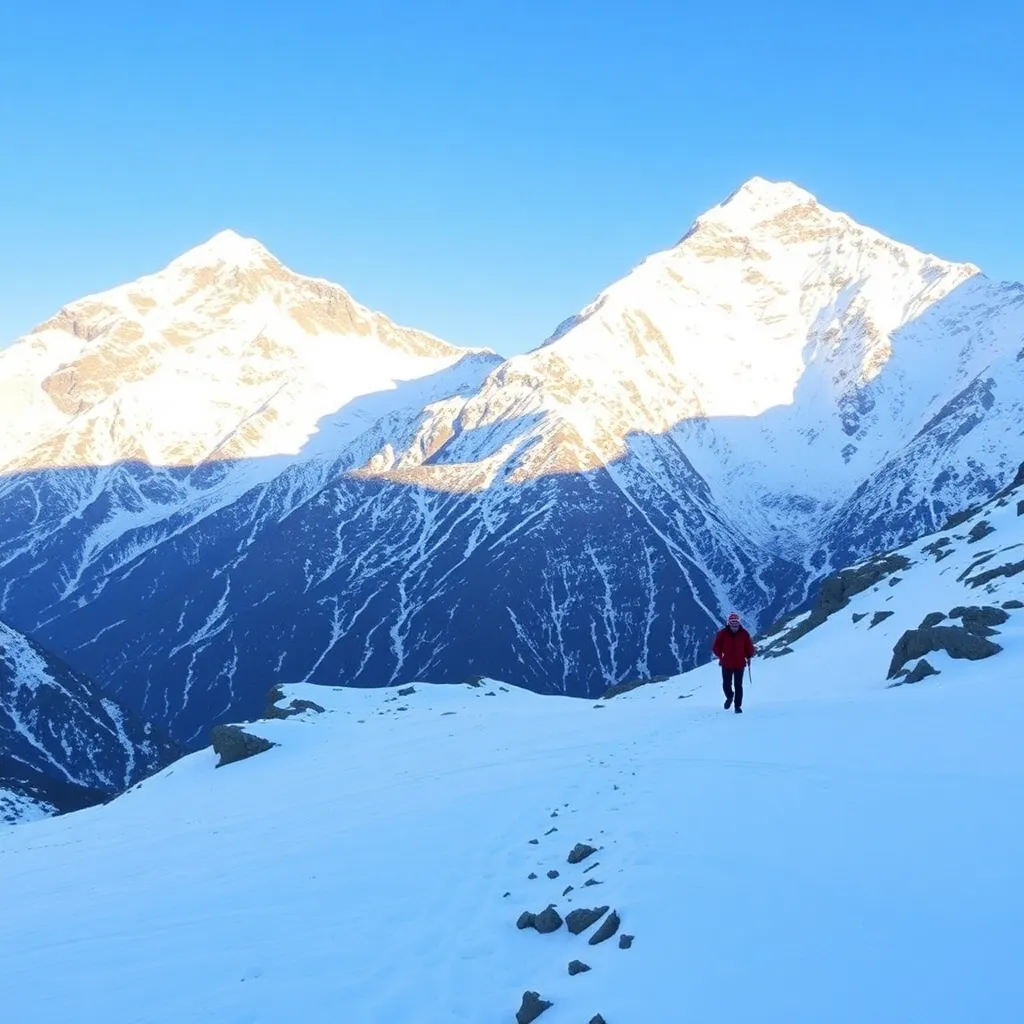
[0,620,174,824]
[0,180,1022,748]
[755,460,1024,688]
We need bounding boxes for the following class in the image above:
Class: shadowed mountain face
[0,620,175,823]
[1,179,1023,748]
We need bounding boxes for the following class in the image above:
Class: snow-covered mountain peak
[699,175,821,230]
[168,229,276,273]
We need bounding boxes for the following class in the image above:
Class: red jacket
[712,626,754,670]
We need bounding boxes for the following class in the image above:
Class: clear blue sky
[2,0,1022,356]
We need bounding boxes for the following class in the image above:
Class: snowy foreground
[2,630,1022,1023]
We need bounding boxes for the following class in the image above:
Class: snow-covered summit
[167,228,277,272]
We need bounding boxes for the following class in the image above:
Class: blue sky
[2,0,1021,356]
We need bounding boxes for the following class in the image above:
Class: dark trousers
[722,666,744,708]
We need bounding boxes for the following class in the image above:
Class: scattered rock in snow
[516,991,552,1024]
[589,1016,608,1024]
[967,558,1024,588]
[903,659,940,685]
[397,685,416,696]
[869,610,894,628]
[1018,500,1024,517]
[566,906,609,935]
[568,960,591,976]
[888,626,1002,679]
[950,605,1009,636]
[568,843,597,864]
[562,885,574,896]
[547,870,560,879]
[601,675,670,699]
[517,912,537,930]
[944,505,983,530]
[441,711,456,716]
[967,520,996,543]
[588,910,621,945]
[1003,599,1023,610]
[533,906,564,934]
[619,933,634,949]
[528,873,538,880]
[888,576,903,586]
[922,537,955,562]
[583,861,601,874]
[211,725,277,767]
[918,612,947,629]
[852,612,868,624]
[529,838,539,845]
[583,878,603,887]
[264,685,326,720]
[544,826,558,835]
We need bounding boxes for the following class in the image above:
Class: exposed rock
[516,912,536,930]
[1003,600,1023,610]
[528,873,538,880]
[211,725,277,767]
[397,685,416,696]
[583,861,601,874]
[568,960,591,976]
[888,576,903,586]
[888,627,1002,679]
[589,1016,608,1024]
[852,612,867,624]
[967,558,1024,588]
[547,870,560,879]
[588,910,621,945]
[1018,500,1024,517]
[918,612,946,629]
[922,537,954,561]
[601,674,669,699]
[944,505,982,530]
[566,906,610,935]
[583,878,603,887]
[562,885,574,896]
[952,606,1009,636]
[529,838,539,845]
[516,991,552,1024]
[534,906,564,934]
[264,685,326,720]
[545,826,558,835]
[903,659,939,685]
[869,610,894,628]
[762,552,911,653]
[568,843,597,864]
[968,520,996,543]
[619,933,635,949]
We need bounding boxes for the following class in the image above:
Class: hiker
[712,613,755,713]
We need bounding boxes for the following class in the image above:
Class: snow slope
[0,619,174,824]
[1,603,1021,1021]
[1,180,1023,749]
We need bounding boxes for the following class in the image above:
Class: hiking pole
[746,658,752,685]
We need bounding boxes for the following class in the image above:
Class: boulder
[968,520,996,543]
[547,870,560,879]
[566,906,610,935]
[903,659,939,685]
[588,910,621,945]
[264,685,326,720]
[211,725,277,767]
[852,612,868,624]
[516,991,552,1024]
[590,1016,608,1024]
[619,934,635,949]
[568,843,598,864]
[888,627,1002,679]
[568,960,591,976]
[869,610,894,628]
[516,912,537,930]
[397,685,416,696]
[954,606,1009,636]
[534,906,564,934]
[918,612,946,629]
[1002,600,1023,610]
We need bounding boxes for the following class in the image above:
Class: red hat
[727,613,741,626]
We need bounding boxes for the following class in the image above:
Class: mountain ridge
[1,178,1022,749]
